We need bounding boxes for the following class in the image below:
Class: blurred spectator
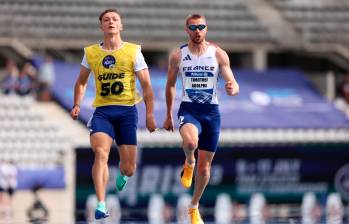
[214,193,233,224]
[148,194,166,224]
[326,193,344,224]
[27,185,49,223]
[16,61,37,96]
[301,192,322,224]
[105,195,122,224]
[340,73,349,104]
[0,160,18,199]
[0,59,19,95]
[85,194,97,222]
[176,193,191,223]
[37,54,55,101]
[249,193,269,224]
[0,160,18,221]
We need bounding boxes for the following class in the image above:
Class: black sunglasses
[187,24,206,31]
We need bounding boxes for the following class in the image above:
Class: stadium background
[0,0,349,223]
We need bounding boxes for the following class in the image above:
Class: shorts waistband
[180,102,219,114]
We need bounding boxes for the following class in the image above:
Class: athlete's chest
[180,49,218,75]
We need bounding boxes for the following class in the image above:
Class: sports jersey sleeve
[81,53,90,69]
[134,49,148,72]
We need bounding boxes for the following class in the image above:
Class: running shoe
[95,203,110,220]
[116,171,128,191]
[188,207,204,224]
[180,163,194,188]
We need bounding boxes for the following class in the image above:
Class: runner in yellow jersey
[70,8,157,220]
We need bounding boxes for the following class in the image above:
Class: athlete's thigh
[113,106,138,146]
[198,113,221,152]
[198,131,220,152]
[88,107,115,140]
[90,132,113,153]
[178,109,202,143]
[118,145,137,165]
[202,113,221,133]
[180,123,199,144]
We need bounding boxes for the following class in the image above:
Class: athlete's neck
[188,41,208,56]
[102,35,123,51]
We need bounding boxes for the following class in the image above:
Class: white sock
[186,160,196,167]
[97,201,106,211]
[97,201,105,206]
[190,203,199,209]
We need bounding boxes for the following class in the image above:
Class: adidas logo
[183,54,191,61]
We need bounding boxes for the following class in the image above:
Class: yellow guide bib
[85,42,143,107]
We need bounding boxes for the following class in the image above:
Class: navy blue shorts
[87,105,138,146]
[177,102,221,152]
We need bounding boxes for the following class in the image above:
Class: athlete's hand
[163,116,174,132]
[225,81,239,96]
[70,104,80,120]
[146,113,157,133]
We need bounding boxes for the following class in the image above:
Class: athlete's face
[186,18,207,44]
[100,12,123,35]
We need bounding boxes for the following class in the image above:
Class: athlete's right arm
[70,66,90,120]
[163,48,180,131]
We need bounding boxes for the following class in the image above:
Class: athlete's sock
[96,201,107,213]
[190,203,199,209]
[185,159,196,167]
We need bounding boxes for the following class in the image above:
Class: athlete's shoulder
[84,43,100,51]
[214,44,229,65]
[180,43,188,49]
[207,41,220,49]
[124,42,141,49]
[170,47,181,61]
[215,45,228,56]
[168,48,181,69]
[175,43,187,60]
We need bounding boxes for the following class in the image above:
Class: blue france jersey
[179,44,219,104]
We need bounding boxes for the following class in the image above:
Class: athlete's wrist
[73,104,80,109]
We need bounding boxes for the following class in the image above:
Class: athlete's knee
[93,147,109,163]
[120,162,136,177]
[197,164,211,178]
[183,139,197,151]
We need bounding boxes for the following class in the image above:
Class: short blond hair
[185,14,206,26]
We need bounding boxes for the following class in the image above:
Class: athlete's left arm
[216,47,239,96]
[136,69,157,132]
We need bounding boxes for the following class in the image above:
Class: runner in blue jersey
[163,14,239,224]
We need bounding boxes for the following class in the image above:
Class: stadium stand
[0,0,274,51]
[270,0,349,45]
[0,93,87,223]
[1,0,348,51]
[0,94,69,168]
